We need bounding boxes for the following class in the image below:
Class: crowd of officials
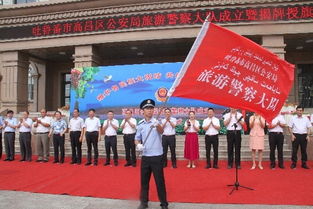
[0,105,312,170]
[0,100,313,209]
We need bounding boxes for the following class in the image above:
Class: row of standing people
[0,106,312,170]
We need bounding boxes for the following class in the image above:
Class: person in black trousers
[288,106,312,169]
[103,111,119,166]
[17,111,33,162]
[3,110,18,161]
[135,99,168,209]
[223,108,245,169]
[69,108,84,164]
[267,114,287,169]
[49,111,67,164]
[83,109,101,166]
[161,108,177,168]
[202,108,221,169]
[120,109,137,167]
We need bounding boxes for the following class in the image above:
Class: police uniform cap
[140,99,155,109]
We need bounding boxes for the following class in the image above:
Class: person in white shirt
[34,109,52,162]
[223,108,245,169]
[288,106,312,169]
[83,108,101,166]
[3,110,18,161]
[103,110,119,166]
[161,108,177,168]
[17,111,33,162]
[184,111,200,169]
[120,109,137,167]
[69,108,85,165]
[202,108,221,169]
[267,114,287,169]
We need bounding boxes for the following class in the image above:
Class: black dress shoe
[36,159,42,162]
[205,164,211,169]
[213,165,219,169]
[114,161,118,166]
[19,159,25,162]
[132,164,137,167]
[172,164,177,168]
[290,163,296,169]
[237,165,241,169]
[93,162,98,166]
[227,165,232,169]
[137,204,148,209]
[124,163,132,167]
[70,161,76,164]
[161,206,168,209]
[85,162,92,166]
[270,164,275,169]
[53,161,59,164]
[43,160,48,163]
[302,164,310,169]
[104,162,110,166]
[279,165,285,169]
[4,158,10,161]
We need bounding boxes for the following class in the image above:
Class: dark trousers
[105,135,118,163]
[0,133,2,159]
[162,135,176,166]
[123,134,136,165]
[53,134,65,162]
[205,134,219,166]
[4,132,15,160]
[86,131,99,163]
[140,155,168,207]
[70,131,82,163]
[226,130,242,167]
[291,133,308,164]
[19,132,32,161]
[269,132,284,166]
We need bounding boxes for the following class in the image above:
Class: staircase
[13,133,292,161]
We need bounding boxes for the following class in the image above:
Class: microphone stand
[227,118,254,195]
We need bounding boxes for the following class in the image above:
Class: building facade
[0,0,313,113]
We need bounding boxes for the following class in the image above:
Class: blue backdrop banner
[70,62,224,118]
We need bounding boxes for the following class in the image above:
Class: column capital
[73,45,101,68]
[262,35,286,59]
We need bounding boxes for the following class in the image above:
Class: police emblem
[155,87,168,102]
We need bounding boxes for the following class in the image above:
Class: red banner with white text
[168,22,294,121]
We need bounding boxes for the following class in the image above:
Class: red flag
[168,22,294,122]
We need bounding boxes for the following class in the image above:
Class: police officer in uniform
[135,99,168,209]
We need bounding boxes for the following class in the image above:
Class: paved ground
[0,190,312,209]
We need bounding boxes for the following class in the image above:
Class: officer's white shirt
[161,117,177,136]
[103,119,119,136]
[289,115,312,134]
[223,112,243,130]
[120,118,137,134]
[202,116,220,135]
[69,117,85,131]
[36,116,52,133]
[19,118,33,133]
[84,117,101,132]
[268,114,286,133]
[184,120,200,133]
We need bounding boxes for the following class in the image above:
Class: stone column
[262,35,286,59]
[73,45,101,68]
[1,51,29,113]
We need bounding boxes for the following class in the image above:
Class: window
[62,73,71,107]
[28,65,35,101]
[298,64,313,108]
